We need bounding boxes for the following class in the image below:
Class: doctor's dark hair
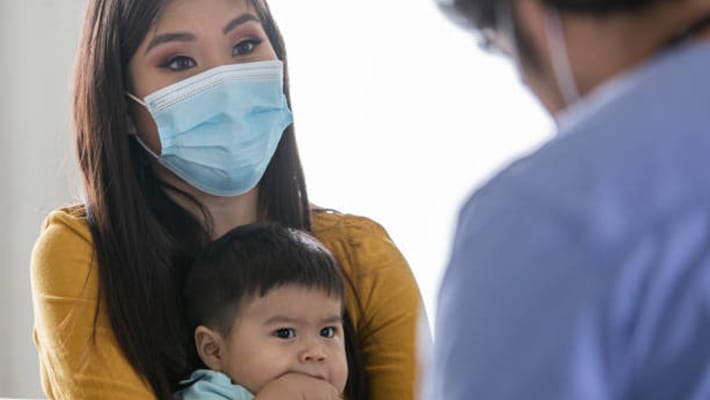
[184,223,367,400]
[444,0,663,32]
[72,0,316,398]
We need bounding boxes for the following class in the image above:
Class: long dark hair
[72,0,334,398]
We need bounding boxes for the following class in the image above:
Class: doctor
[432,0,710,399]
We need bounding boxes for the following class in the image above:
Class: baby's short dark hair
[184,222,344,335]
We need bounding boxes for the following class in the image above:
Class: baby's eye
[320,327,337,338]
[162,56,196,71]
[232,39,261,57]
[274,328,296,339]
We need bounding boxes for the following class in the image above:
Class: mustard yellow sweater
[31,206,422,399]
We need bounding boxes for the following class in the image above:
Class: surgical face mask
[544,8,581,107]
[127,60,293,197]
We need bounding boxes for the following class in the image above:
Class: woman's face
[127,0,277,156]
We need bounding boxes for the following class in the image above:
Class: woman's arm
[31,209,156,399]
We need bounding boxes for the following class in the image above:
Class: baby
[175,222,360,399]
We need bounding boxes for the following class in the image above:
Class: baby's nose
[299,339,327,363]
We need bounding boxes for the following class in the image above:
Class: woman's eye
[274,328,296,339]
[233,39,260,57]
[162,56,196,71]
[320,327,337,338]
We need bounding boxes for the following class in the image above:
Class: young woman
[30,0,423,399]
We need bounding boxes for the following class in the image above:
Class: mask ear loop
[544,8,581,106]
[126,92,148,107]
[125,92,160,159]
[132,134,161,160]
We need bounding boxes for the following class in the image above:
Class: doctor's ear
[195,326,226,371]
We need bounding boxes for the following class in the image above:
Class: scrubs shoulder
[434,42,710,399]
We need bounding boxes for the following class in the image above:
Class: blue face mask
[127,60,293,197]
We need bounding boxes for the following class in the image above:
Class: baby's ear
[195,326,225,371]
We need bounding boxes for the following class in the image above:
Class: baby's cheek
[227,348,288,394]
[332,351,350,393]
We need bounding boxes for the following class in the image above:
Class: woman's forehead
[150,0,257,33]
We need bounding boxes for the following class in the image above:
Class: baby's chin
[247,372,339,395]
[286,370,346,392]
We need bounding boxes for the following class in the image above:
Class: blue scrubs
[433,42,710,399]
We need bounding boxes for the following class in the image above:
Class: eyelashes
[272,326,340,340]
[232,38,262,56]
[158,38,264,72]
[320,326,337,338]
[274,328,296,339]
[160,55,196,71]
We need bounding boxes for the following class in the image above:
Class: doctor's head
[437,0,710,114]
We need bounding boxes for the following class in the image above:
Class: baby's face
[219,285,348,394]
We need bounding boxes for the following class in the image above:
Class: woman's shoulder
[311,207,393,248]
[35,204,93,251]
[310,206,392,238]
[310,208,422,359]
[310,207,407,276]
[39,203,91,238]
[31,204,97,296]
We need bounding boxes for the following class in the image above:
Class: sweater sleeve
[313,211,425,400]
[30,209,156,400]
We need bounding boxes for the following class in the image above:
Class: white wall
[269,0,552,330]
[1,1,86,397]
[0,0,551,397]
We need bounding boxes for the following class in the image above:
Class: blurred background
[0,0,551,397]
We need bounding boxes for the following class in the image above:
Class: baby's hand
[254,372,341,400]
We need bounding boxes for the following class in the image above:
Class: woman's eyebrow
[144,14,260,55]
[223,13,260,35]
[145,32,196,54]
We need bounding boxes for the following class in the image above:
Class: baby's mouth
[291,369,328,382]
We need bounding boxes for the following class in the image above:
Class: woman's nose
[202,52,235,70]
[200,42,239,70]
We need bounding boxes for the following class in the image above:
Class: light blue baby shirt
[433,41,710,399]
[174,370,254,400]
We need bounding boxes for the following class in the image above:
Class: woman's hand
[254,372,341,400]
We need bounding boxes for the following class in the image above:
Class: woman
[30,0,423,399]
